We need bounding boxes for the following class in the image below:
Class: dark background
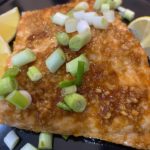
[0,0,150,150]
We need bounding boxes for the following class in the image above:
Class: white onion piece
[65,18,77,33]
[52,12,68,26]
[83,12,98,25]
[19,90,32,108]
[74,2,89,11]
[92,16,109,29]
[103,10,115,23]
[73,10,85,21]
[4,130,19,150]
[20,143,38,150]
[77,20,90,33]
[101,3,110,12]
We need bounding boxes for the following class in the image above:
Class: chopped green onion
[27,66,42,82]
[57,101,72,111]
[19,90,32,103]
[111,0,122,9]
[20,143,38,150]
[69,31,91,51]
[0,77,18,96]
[6,90,31,109]
[3,66,20,78]
[38,133,53,149]
[92,16,109,29]
[61,85,77,96]
[74,2,89,11]
[94,0,103,10]
[101,3,110,12]
[4,130,20,150]
[77,20,90,33]
[66,9,74,17]
[46,48,66,73]
[62,135,69,140]
[56,32,70,46]
[103,10,115,23]
[117,6,126,13]
[12,48,36,67]
[0,96,4,100]
[52,12,68,26]
[59,80,75,88]
[73,10,85,21]
[83,12,98,25]
[65,17,77,33]
[66,54,89,76]
[75,61,85,86]
[120,9,135,21]
[64,93,87,112]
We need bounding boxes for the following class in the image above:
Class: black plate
[0,0,150,150]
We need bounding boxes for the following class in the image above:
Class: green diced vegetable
[12,48,36,67]
[6,90,31,109]
[64,93,87,112]
[66,54,89,76]
[20,143,38,150]
[69,31,91,51]
[38,133,53,150]
[59,80,75,88]
[57,102,72,111]
[120,9,135,21]
[0,77,18,96]
[75,61,85,86]
[46,48,66,73]
[62,135,69,140]
[3,66,20,78]
[56,32,70,46]
[27,66,42,82]
[61,85,77,96]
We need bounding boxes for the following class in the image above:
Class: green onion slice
[66,54,89,76]
[56,32,70,46]
[62,135,69,140]
[6,90,31,110]
[59,80,75,88]
[64,93,87,112]
[0,77,18,96]
[12,48,36,67]
[74,2,89,11]
[75,61,85,86]
[27,66,42,82]
[20,143,38,150]
[61,85,77,96]
[38,133,53,149]
[46,48,66,73]
[69,31,91,51]
[3,66,20,78]
[57,101,72,111]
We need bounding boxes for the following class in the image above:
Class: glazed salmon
[1,0,150,149]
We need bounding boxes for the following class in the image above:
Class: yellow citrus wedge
[0,36,11,77]
[128,16,150,56]
[0,7,20,42]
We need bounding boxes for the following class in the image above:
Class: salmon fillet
[1,0,150,149]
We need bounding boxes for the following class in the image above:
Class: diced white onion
[52,12,68,26]
[77,20,90,33]
[20,143,38,150]
[19,90,32,108]
[74,2,89,11]
[65,18,77,33]
[103,10,115,23]
[83,12,98,25]
[92,16,109,29]
[4,130,19,150]
[73,10,85,21]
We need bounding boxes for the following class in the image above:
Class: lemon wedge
[0,7,20,42]
[0,36,11,77]
[128,16,150,56]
